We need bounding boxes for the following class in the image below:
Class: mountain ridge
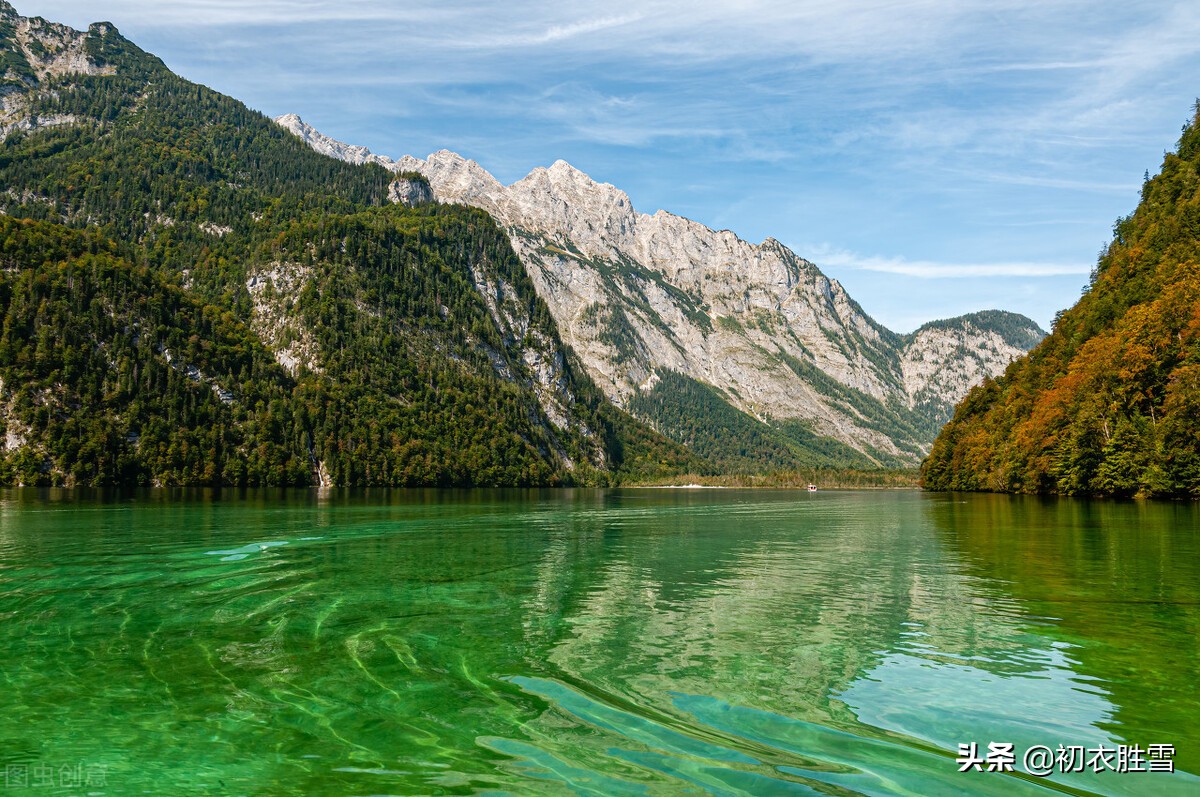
[0,0,1047,484]
[278,114,1046,465]
[0,5,703,486]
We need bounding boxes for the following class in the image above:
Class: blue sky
[23,1,1200,332]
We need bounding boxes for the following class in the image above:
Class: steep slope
[279,115,1045,466]
[0,217,313,486]
[0,5,116,139]
[0,3,698,486]
[922,104,1200,498]
[391,150,920,464]
[901,310,1047,434]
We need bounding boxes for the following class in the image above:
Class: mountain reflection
[3,488,1196,795]
[926,494,1200,776]
[516,490,1198,793]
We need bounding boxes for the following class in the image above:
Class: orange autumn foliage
[922,104,1200,497]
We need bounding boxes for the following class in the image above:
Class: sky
[20,1,1200,332]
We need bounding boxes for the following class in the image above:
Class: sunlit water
[1,489,1197,795]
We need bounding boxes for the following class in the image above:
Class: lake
[0,488,1197,795]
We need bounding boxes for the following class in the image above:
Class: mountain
[0,3,699,487]
[921,103,1200,498]
[900,310,1046,423]
[0,0,1045,486]
[278,116,1046,466]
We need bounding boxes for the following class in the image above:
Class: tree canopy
[921,103,1200,498]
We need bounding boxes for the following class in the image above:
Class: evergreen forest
[0,15,698,486]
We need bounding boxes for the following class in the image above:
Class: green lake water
[1,488,1197,796]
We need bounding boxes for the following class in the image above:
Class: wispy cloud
[25,0,1107,63]
[472,12,644,47]
[523,83,735,147]
[810,246,1092,279]
[18,0,1188,329]
[24,0,425,26]
[942,167,1138,193]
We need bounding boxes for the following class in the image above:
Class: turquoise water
[0,489,1197,795]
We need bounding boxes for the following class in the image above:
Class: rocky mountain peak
[505,161,640,257]
[547,158,583,177]
[279,118,1047,464]
[900,311,1045,417]
[0,7,121,141]
[406,149,504,210]
[273,114,397,170]
[539,159,626,202]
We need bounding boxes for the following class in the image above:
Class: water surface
[1,489,1196,795]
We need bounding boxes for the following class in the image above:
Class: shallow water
[0,488,1196,795]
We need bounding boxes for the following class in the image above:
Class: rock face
[245,263,324,378]
[278,115,1045,464]
[274,113,399,170]
[0,2,116,140]
[387,175,434,207]
[900,311,1045,424]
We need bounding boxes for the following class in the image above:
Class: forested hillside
[628,369,897,472]
[921,103,1200,498]
[0,6,698,486]
[283,118,1047,469]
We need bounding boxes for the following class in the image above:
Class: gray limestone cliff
[0,2,117,140]
[277,114,1046,464]
[387,174,434,207]
[900,310,1045,425]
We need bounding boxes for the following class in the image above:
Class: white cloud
[22,0,416,26]
[810,246,1092,278]
[472,13,644,47]
[18,0,1173,332]
[943,168,1138,193]
[20,0,1097,63]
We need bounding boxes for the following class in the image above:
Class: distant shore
[623,470,921,490]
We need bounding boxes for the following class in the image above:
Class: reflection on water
[0,488,1196,795]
